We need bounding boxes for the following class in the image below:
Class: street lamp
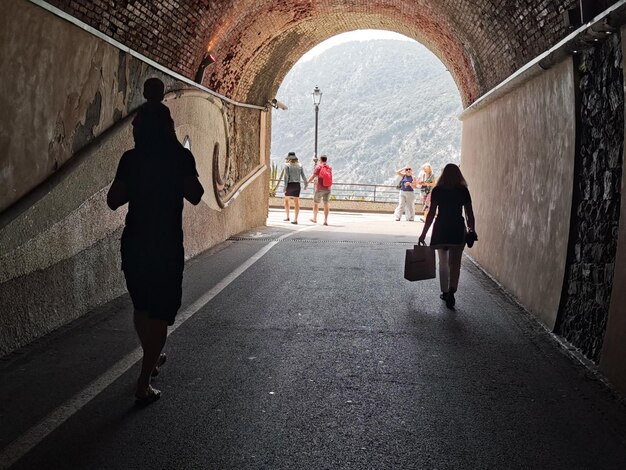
[312,86,322,167]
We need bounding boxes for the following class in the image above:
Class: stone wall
[555,33,625,362]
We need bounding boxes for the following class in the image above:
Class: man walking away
[308,155,332,226]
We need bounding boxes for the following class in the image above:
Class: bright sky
[298,30,414,63]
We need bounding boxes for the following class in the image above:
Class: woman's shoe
[445,292,456,309]
[291,221,298,225]
[135,385,161,406]
[440,292,448,301]
[283,218,290,222]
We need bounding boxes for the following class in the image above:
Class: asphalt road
[2,210,626,469]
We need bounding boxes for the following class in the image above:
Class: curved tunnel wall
[0,1,268,356]
[460,59,576,330]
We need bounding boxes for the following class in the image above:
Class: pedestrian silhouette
[419,163,476,310]
[282,152,308,224]
[308,155,332,225]
[393,165,418,221]
[107,78,204,405]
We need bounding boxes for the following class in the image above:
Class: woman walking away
[283,152,308,224]
[107,78,204,404]
[418,163,476,309]
[418,163,436,222]
[393,166,418,221]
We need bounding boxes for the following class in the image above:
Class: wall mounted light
[270,98,288,110]
[194,52,216,84]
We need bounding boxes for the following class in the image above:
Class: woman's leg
[294,197,300,222]
[406,192,416,221]
[284,196,290,220]
[448,246,464,293]
[437,249,449,293]
[393,192,403,220]
[136,318,168,396]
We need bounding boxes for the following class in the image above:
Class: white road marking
[0,225,313,470]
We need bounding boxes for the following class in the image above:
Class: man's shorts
[313,189,331,203]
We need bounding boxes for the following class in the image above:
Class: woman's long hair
[436,163,467,189]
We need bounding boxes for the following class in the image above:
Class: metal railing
[270,179,401,203]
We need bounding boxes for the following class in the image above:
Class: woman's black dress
[430,186,472,246]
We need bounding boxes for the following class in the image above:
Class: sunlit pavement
[266,207,427,242]
[2,209,626,469]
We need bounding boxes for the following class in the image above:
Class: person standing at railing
[394,166,418,221]
[308,155,332,226]
[283,152,308,224]
[417,163,437,222]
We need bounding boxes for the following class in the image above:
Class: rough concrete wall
[600,26,626,392]
[0,0,184,212]
[460,59,576,329]
[0,92,266,357]
[0,3,267,356]
[555,34,624,362]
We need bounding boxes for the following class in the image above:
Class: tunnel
[2,0,626,447]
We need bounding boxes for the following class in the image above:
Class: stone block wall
[555,33,625,362]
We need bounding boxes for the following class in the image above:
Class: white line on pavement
[0,225,313,470]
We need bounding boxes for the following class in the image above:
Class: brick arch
[205,12,480,106]
[46,0,577,106]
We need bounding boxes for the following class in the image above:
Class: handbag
[465,229,478,248]
[404,244,436,281]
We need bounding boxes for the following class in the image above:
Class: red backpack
[319,165,333,187]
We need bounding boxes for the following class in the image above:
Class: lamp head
[312,86,322,106]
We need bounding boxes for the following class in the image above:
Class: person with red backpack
[308,155,332,226]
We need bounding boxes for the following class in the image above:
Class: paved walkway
[1,209,626,469]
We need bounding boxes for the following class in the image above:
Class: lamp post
[312,86,322,168]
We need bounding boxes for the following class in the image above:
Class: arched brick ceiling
[47,0,579,107]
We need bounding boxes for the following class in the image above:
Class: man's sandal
[151,353,167,377]
[135,385,161,406]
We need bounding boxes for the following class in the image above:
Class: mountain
[270,39,462,186]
